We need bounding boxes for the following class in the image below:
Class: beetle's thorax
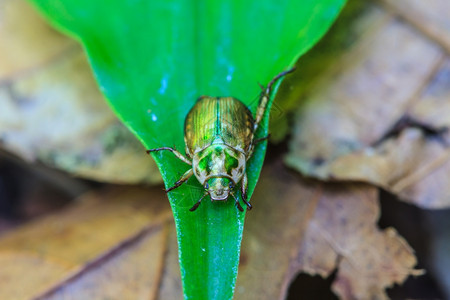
[192,137,246,190]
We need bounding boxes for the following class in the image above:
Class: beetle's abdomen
[184,96,254,156]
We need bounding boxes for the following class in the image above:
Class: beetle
[147,68,295,212]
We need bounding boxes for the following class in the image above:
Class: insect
[147,68,295,212]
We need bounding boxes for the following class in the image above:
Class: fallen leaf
[235,161,320,300]
[273,0,389,142]
[381,0,450,52]
[285,10,450,208]
[0,160,419,300]
[0,0,74,79]
[0,0,161,184]
[395,59,450,207]
[40,226,168,300]
[157,225,183,300]
[0,186,172,300]
[291,184,422,300]
[235,161,418,300]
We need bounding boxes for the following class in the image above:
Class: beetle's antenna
[257,82,265,92]
[189,192,208,212]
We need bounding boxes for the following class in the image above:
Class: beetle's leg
[254,134,270,144]
[230,192,244,212]
[253,68,296,134]
[246,134,270,162]
[247,69,295,161]
[253,90,270,134]
[147,147,192,165]
[241,173,252,210]
[189,192,208,212]
[166,168,193,192]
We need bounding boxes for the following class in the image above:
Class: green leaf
[28,1,345,299]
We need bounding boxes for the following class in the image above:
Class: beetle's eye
[205,182,209,189]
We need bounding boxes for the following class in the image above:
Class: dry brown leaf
[157,225,183,300]
[236,161,418,300]
[273,1,389,143]
[41,227,168,300]
[381,0,450,53]
[0,161,418,300]
[0,0,74,79]
[0,0,161,184]
[285,11,450,208]
[235,161,320,300]
[151,160,419,300]
[0,186,172,300]
[291,184,422,300]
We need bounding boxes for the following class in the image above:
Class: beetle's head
[205,177,234,201]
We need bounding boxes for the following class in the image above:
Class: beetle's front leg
[241,172,252,210]
[231,192,244,212]
[147,147,192,165]
[189,192,208,212]
[166,168,193,192]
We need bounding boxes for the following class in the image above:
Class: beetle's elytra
[147,68,295,212]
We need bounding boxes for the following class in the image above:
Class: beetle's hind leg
[254,134,270,144]
[147,147,192,165]
[246,134,271,159]
[166,168,193,192]
[253,68,296,134]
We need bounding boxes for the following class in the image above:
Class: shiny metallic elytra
[147,69,295,212]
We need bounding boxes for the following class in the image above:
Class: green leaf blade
[28,1,346,299]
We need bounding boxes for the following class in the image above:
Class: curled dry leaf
[0,0,161,184]
[291,184,422,300]
[285,5,450,208]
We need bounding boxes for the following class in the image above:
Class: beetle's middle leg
[246,134,270,161]
[254,134,270,144]
[147,147,192,165]
[166,168,193,192]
